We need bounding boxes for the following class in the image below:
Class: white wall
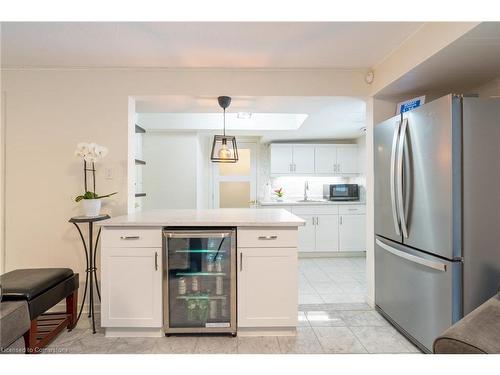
[142,132,198,210]
[472,77,500,97]
[1,68,368,307]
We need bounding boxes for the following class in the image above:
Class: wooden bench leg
[66,290,78,330]
[23,319,39,354]
[22,289,79,353]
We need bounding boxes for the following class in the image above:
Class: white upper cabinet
[292,145,315,174]
[336,146,358,174]
[314,145,337,174]
[271,144,358,176]
[270,145,293,174]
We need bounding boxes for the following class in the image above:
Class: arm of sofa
[433,294,500,354]
[0,301,30,352]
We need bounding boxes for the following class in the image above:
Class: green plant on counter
[274,187,284,198]
[75,191,117,202]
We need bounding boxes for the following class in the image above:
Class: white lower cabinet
[339,214,366,252]
[290,205,365,252]
[237,247,298,327]
[101,247,162,327]
[297,214,316,251]
[315,214,339,251]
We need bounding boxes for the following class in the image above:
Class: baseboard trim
[104,327,164,338]
[299,251,366,258]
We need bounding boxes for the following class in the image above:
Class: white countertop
[99,208,306,227]
[259,200,365,206]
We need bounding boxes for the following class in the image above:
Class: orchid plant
[74,142,117,202]
[274,187,284,198]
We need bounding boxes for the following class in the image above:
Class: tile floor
[44,257,421,354]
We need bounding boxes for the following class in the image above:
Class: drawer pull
[120,236,140,240]
[258,235,278,240]
[348,208,357,211]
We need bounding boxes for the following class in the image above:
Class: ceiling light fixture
[210,96,239,163]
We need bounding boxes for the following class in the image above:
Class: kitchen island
[98,208,305,338]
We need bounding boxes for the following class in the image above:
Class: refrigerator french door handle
[397,118,409,239]
[390,120,401,235]
[376,239,447,272]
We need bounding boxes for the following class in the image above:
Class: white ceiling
[376,22,500,99]
[136,96,366,141]
[1,22,423,69]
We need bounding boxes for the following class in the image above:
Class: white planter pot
[82,199,101,217]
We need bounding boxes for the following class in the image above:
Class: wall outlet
[104,168,113,180]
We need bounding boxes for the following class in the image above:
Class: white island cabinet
[237,228,298,333]
[101,227,163,336]
[98,209,304,338]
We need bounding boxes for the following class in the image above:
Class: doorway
[211,141,258,208]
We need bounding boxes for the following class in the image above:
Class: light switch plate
[104,168,113,180]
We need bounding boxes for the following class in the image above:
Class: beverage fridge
[163,228,237,335]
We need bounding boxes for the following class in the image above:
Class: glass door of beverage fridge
[163,229,236,334]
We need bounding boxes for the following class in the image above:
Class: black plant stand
[69,214,110,334]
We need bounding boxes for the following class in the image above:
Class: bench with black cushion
[0,268,79,354]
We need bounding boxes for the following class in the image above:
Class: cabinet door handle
[154,251,158,271]
[120,236,140,240]
[340,216,343,225]
[258,235,278,240]
[240,252,243,272]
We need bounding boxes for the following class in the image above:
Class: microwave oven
[323,184,359,201]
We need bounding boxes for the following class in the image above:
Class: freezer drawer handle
[376,239,447,272]
[120,236,140,240]
[258,235,278,240]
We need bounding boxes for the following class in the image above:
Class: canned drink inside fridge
[206,254,214,272]
[178,277,186,295]
[215,276,223,295]
[215,255,223,272]
[209,300,218,319]
[221,299,228,318]
[191,276,199,292]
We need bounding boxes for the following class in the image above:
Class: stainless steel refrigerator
[374,94,500,352]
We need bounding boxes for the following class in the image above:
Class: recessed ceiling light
[237,112,252,119]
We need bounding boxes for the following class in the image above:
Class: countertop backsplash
[261,175,366,202]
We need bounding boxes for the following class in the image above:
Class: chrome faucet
[304,180,309,201]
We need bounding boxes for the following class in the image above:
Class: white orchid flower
[75,142,109,162]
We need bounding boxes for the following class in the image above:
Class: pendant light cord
[223,107,226,137]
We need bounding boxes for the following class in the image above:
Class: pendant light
[210,96,239,163]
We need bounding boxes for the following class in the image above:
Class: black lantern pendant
[210,96,239,163]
